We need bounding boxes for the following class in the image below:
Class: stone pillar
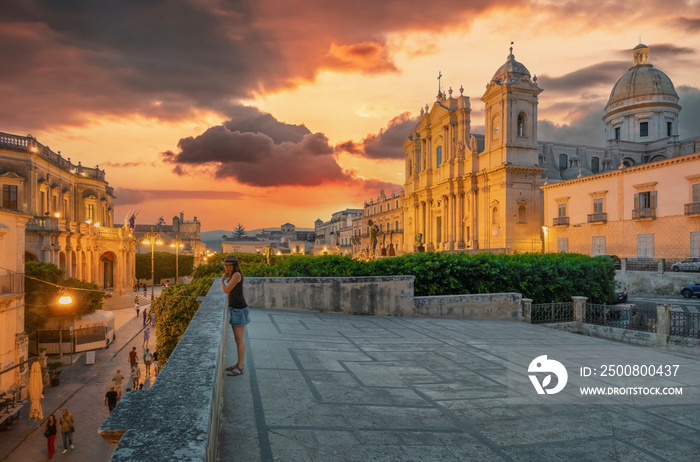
[656,303,672,347]
[621,258,627,272]
[658,259,665,273]
[457,193,464,247]
[572,296,587,324]
[522,299,532,323]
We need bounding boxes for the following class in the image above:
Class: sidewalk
[0,288,162,461]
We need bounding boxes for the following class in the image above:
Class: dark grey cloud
[536,61,629,94]
[115,188,246,206]
[336,112,418,159]
[674,17,700,31]
[538,102,606,146]
[678,85,700,140]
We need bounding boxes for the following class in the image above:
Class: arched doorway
[59,252,67,273]
[25,252,39,262]
[100,252,116,289]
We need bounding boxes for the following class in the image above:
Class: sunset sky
[2,1,700,231]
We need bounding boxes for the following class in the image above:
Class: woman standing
[221,255,249,376]
[44,414,57,458]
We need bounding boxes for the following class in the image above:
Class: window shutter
[634,193,639,210]
[650,191,657,208]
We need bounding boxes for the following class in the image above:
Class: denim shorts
[229,307,250,326]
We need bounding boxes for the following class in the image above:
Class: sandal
[227,366,244,376]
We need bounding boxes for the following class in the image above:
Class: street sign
[86,351,96,365]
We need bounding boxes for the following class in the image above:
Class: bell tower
[482,47,542,167]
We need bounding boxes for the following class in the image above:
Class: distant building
[221,223,315,255]
[358,189,405,257]
[313,209,363,255]
[0,131,135,292]
[133,212,206,266]
[0,208,31,400]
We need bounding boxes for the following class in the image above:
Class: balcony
[553,217,569,226]
[587,213,607,224]
[632,207,656,221]
[685,202,700,216]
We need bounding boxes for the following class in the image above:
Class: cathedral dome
[605,44,678,110]
[491,48,531,83]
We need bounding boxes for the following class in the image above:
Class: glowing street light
[170,238,184,284]
[142,227,163,301]
[56,291,73,359]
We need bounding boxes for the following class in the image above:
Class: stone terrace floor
[220,309,700,462]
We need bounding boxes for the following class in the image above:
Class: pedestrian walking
[112,369,125,398]
[105,386,119,413]
[59,409,75,453]
[143,327,150,348]
[147,311,152,325]
[135,302,140,317]
[153,350,160,376]
[221,255,249,377]
[142,308,147,325]
[143,348,153,376]
[128,346,138,369]
[131,362,141,389]
[44,414,57,458]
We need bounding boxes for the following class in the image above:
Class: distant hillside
[201,227,315,251]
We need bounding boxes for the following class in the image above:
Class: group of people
[43,409,74,458]
[135,303,155,327]
[104,345,160,414]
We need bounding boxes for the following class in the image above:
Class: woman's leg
[48,435,55,456]
[232,325,246,368]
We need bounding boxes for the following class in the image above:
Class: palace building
[0,132,135,292]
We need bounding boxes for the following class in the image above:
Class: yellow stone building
[403,48,544,253]
[356,190,405,257]
[0,132,136,292]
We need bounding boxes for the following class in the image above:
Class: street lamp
[170,238,184,284]
[142,227,163,301]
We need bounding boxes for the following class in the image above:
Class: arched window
[591,157,600,173]
[492,115,500,140]
[492,206,499,226]
[408,160,413,176]
[436,146,442,167]
[518,205,526,223]
[559,154,568,170]
[517,114,525,137]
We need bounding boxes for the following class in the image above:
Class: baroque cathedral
[402,43,689,254]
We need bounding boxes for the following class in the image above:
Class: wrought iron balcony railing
[587,213,607,223]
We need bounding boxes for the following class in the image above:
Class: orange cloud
[322,42,397,73]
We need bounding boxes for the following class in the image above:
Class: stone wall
[246,276,522,320]
[246,276,415,316]
[615,270,699,295]
[414,293,522,320]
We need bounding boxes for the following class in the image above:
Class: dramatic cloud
[162,106,405,189]
[115,189,246,206]
[0,0,524,131]
[538,102,606,146]
[336,112,418,159]
[674,16,700,31]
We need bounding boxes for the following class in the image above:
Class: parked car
[680,282,700,298]
[614,288,628,303]
[671,257,700,272]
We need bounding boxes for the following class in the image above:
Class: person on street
[112,369,125,398]
[131,362,141,389]
[143,327,151,348]
[105,386,119,413]
[143,348,153,376]
[59,409,74,453]
[44,414,57,458]
[128,347,138,369]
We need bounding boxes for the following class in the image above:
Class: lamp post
[142,227,163,301]
[57,293,73,359]
[170,238,184,284]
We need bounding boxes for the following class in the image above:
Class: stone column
[572,296,587,324]
[457,193,464,246]
[522,299,532,323]
[656,303,672,347]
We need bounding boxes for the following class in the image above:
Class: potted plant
[47,362,63,387]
